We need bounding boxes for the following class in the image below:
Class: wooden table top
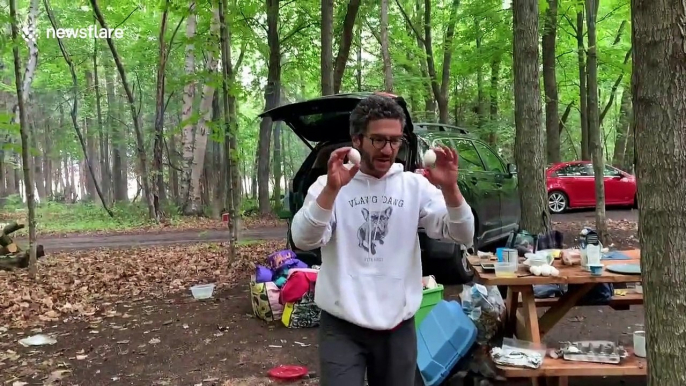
[468,249,642,286]
[497,347,647,377]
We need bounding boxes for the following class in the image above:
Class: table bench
[498,348,647,385]
[519,292,643,311]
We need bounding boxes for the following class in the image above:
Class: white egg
[550,267,560,277]
[423,149,437,167]
[347,148,361,165]
[541,265,552,276]
[530,266,542,276]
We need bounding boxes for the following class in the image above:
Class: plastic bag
[461,284,505,345]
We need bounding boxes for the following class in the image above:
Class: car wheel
[548,191,568,213]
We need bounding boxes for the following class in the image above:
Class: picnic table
[467,249,647,386]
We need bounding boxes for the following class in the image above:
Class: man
[290,95,475,386]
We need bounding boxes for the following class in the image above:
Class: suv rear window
[298,111,349,125]
[298,111,350,126]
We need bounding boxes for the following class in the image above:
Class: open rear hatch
[258,92,415,147]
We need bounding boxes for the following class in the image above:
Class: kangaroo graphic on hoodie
[357,207,392,255]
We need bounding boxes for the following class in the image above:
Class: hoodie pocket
[343,274,406,325]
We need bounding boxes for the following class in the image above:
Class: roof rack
[414,122,470,135]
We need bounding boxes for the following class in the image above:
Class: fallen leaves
[242,214,286,229]
[0,239,285,329]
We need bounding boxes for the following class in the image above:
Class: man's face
[352,119,404,178]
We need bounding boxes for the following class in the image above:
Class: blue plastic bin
[416,300,478,386]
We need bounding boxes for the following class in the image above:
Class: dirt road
[27,209,638,252]
[32,227,287,251]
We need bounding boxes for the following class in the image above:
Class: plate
[605,264,641,275]
[268,365,308,380]
[480,262,496,271]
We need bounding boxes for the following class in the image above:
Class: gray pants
[318,311,419,386]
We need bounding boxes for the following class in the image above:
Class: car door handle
[470,177,478,185]
[495,183,502,188]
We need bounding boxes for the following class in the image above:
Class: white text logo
[22,25,125,42]
[47,25,124,39]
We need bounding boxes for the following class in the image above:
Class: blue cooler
[416,300,478,386]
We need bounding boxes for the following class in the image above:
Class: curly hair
[349,95,406,137]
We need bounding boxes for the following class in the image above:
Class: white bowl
[190,283,215,300]
[524,253,549,267]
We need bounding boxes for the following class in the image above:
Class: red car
[546,161,637,213]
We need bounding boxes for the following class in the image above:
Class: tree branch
[394,0,425,45]
[281,21,312,45]
[233,41,246,74]
[113,6,140,30]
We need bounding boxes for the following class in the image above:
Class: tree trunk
[180,2,197,209]
[380,0,393,92]
[421,0,459,123]
[320,0,334,96]
[168,132,179,200]
[84,70,99,201]
[396,0,457,122]
[106,65,127,202]
[356,20,362,91]
[187,8,220,216]
[488,56,500,145]
[217,0,239,257]
[333,0,361,94]
[542,0,560,163]
[624,106,635,173]
[512,0,548,234]
[576,11,590,160]
[9,0,37,278]
[42,116,53,198]
[585,0,607,243]
[598,22,629,127]
[29,119,46,201]
[612,89,631,168]
[93,41,110,203]
[475,20,485,129]
[272,122,282,209]
[257,0,281,214]
[151,0,171,221]
[632,0,686,384]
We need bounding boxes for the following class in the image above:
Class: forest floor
[0,210,645,386]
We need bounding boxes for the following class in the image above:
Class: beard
[359,147,393,174]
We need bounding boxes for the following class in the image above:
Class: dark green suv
[260,92,520,284]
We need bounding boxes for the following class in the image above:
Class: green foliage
[0,0,635,229]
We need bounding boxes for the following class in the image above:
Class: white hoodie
[290,163,475,330]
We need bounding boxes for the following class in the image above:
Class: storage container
[494,261,517,277]
[416,300,478,386]
[415,284,444,327]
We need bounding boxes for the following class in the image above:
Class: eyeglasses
[363,136,405,150]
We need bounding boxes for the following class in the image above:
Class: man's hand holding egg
[421,145,459,190]
[423,149,437,168]
[325,147,360,191]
